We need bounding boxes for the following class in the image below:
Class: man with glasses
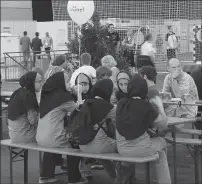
[162,58,199,117]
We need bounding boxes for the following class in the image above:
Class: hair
[168,58,181,67]
[35,32,39,37]
[101,55,117,68]
[81,53,91,65]
[145,33,152,41]
[52,55,66,66]
[139,66,157,83]
[167,25,172,30]
[23,31,27,36]
[108,23,114,28]
[96,66,112,80]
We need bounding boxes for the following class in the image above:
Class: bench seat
[165,136,202,145]
[1,139,159,163]
[176,128,202,136]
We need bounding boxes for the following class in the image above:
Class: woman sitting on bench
[7,71,42,143]
[79,79,118,183]
[36,72,87,184]
[116,74,171,184]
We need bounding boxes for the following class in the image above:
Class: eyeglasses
[169,65,181,71]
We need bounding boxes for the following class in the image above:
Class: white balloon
[67,0,95,25]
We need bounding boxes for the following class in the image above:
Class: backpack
[67,101,115,145]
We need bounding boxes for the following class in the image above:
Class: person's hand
[67,63,74,71]
[73,84,83,94]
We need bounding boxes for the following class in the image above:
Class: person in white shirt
[70,53,96,88]
[43,32,53,60]
[165,25,178,60]
[141,33,156,62]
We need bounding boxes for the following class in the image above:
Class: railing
[1,49,198,81]
[2,50,77,81]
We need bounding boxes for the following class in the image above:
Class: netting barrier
[52,0,202,63]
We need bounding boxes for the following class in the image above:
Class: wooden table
[163,100,202,107]
[167,116,202,184]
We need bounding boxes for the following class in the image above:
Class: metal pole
[172,125,178,184]
[0,73,2,140]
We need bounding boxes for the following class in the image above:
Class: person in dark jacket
[31,32,43,68]
[191,66,202,137]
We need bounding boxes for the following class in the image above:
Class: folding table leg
[9,147,13,184]
[145,162,150,184]
[39,151,42,175]
[194,146,199,184]
[172,126,178,184]
[24,150,28,184]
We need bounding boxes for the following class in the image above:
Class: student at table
[162,58,199,117]
[79,79,117,182]
[45,55,74,80]
[116,74,171,184]
[36,72,87,184]
[70,53,96,87]
[96,66,112,81]
[71,73,93,102]
[7,71,42,143]
[191,66,202,137]
[111,71,131,105]
[139,66,168,130]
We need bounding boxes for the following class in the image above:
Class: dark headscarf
[87,79,114,125]
[116,71,131,100]
[39,72,74,118]
[116,74,158,140]
[8,71,39,121]
[74,73,93,100]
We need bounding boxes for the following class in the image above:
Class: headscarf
[116,71,131,100]
[116,74,158,140]
[39,72,74,118]
[8,71,39,121]
[87,79,114,126]
[91,79,113,102]
[74,73,93,100]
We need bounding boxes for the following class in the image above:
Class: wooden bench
[1,139,159,184]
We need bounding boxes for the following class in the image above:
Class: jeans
[41,152,82,183]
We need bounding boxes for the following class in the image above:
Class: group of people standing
[107,24,178,70]
[20,31,53,69]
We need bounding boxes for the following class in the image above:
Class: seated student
[139,66,168,130]
[101,55,120,84]
[36,72,87,184]
[96,66,112,81]
[45,55,74,80]
[7,71,42,143]
[136,54,155,72]
[70,53,96,87]
[71,73,93,102]
[116,74,171,184]
[78,79,117,182]
[191,66,202,138]
[111,71,131,105]
[163,58,199,117]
